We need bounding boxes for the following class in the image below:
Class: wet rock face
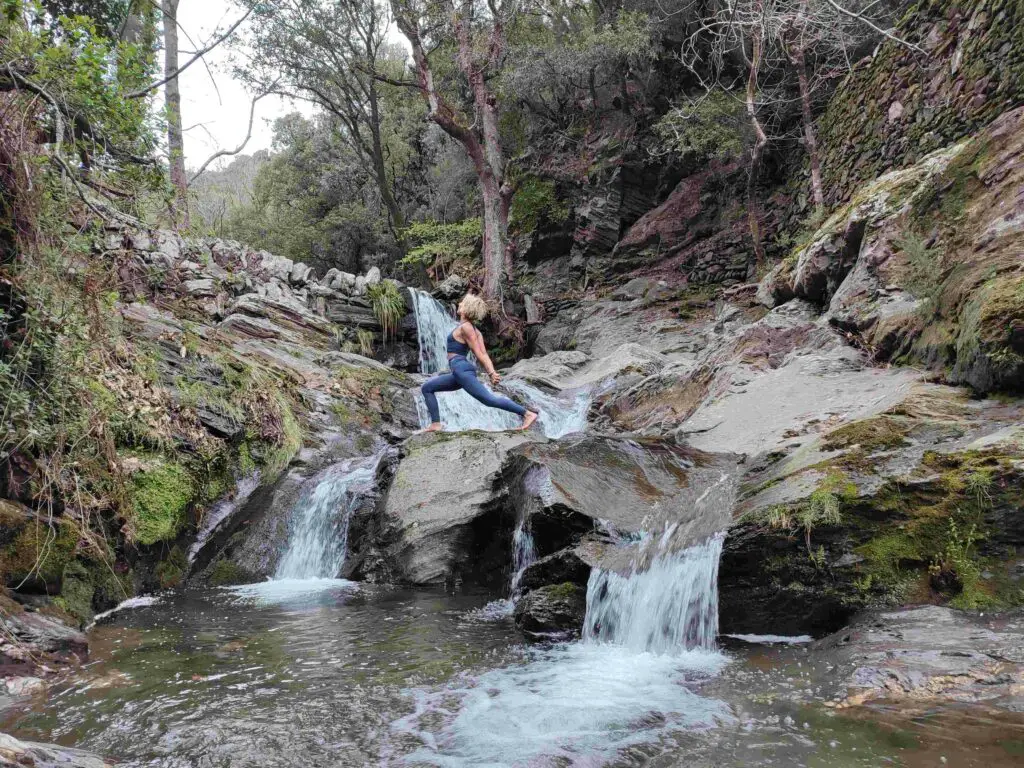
[510,436,738,563]
[719,386,1024,637]
[362,431,535,586]
[513,583,588,639]
[760,107,1024,396]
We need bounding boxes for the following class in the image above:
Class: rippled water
[4,586,1023,767]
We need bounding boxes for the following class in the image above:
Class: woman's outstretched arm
[464,323,501,384]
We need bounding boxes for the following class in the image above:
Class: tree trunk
[745,25,767,274]
[791,42,824,211]
[480,172,507,299]
[367,80,405,244]
[393,1,513,301]
[162,0,188,229]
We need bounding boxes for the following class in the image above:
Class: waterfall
[509,518,536,595]
[583,533,724,655]
[274,453,383,580]
[409,289,589,437]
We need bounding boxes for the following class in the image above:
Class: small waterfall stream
[273,452,385,581]
[584,533,725,654]
[409,289,589,437]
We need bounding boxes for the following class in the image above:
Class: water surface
[3,585,1022,767]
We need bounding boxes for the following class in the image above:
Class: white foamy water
[725,634,813,645]
[391,643,730,767]
[275,453,384,580]
[87,596,161,629]
[393,535,732,765]
[584,534,725,655]
[410,289,589,437]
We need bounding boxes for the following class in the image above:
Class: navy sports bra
[446,327,470,355]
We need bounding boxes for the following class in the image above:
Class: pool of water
[2,584,1022,767]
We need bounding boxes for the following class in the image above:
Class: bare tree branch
[825,0,923,53]
[188,87,274,183]
[127,8,253,98]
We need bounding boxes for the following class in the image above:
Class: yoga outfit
[421,328,528,423]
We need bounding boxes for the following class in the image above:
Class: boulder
[374,431,534,585]
[364,266,382,286]
[509,436,739,569]
[513,583,587,638]
[182,278,218,297]
[289,261,313,285]
[517,548,590,593]
[1,605,88,658]
[434,274,468,301]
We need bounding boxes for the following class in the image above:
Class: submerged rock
[0,733,112,768]
[513,583,588,639]
[812,605,1024,710]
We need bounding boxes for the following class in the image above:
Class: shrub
[366,281,406,339]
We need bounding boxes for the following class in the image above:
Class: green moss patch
[822,417,910,453]
[208,558,254,587]
[128,460,195,546]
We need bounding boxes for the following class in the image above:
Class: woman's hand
[489,371,501,385]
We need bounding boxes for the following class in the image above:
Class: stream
[2,292,1022,767]
[2,583,1021,767]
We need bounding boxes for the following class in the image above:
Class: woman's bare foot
[519,410,539,431]
[423,422,444,433]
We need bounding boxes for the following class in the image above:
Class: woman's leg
[421,372,461,424]
[451,362,527,418]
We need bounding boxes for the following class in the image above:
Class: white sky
[175,1,311,168]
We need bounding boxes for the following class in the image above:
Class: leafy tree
[391,0,523,301]
[216,114,392,273]
[233,0,420,242]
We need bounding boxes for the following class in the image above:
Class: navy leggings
[421,355,527,423]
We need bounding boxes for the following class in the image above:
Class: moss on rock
[128,460,195,546]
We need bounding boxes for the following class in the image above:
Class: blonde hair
[458,293,489,322]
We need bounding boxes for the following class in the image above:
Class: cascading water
[409,289,589,437]
[273,452,384,581]
[583,532,725,654]
[509,518,536,596]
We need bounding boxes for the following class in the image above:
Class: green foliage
[214,114,388,271]
[366,281,406,339]
[655,91,746,162]
[208,558,251,587]
[128,460,195,546]
[509,177,569,235]
[155,546,188,589]
[401,219,482,269]
[894,230,942,302]
[933,517,992,610]
[357,329,375,357]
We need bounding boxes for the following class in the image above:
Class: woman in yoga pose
[420,294,539,433]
